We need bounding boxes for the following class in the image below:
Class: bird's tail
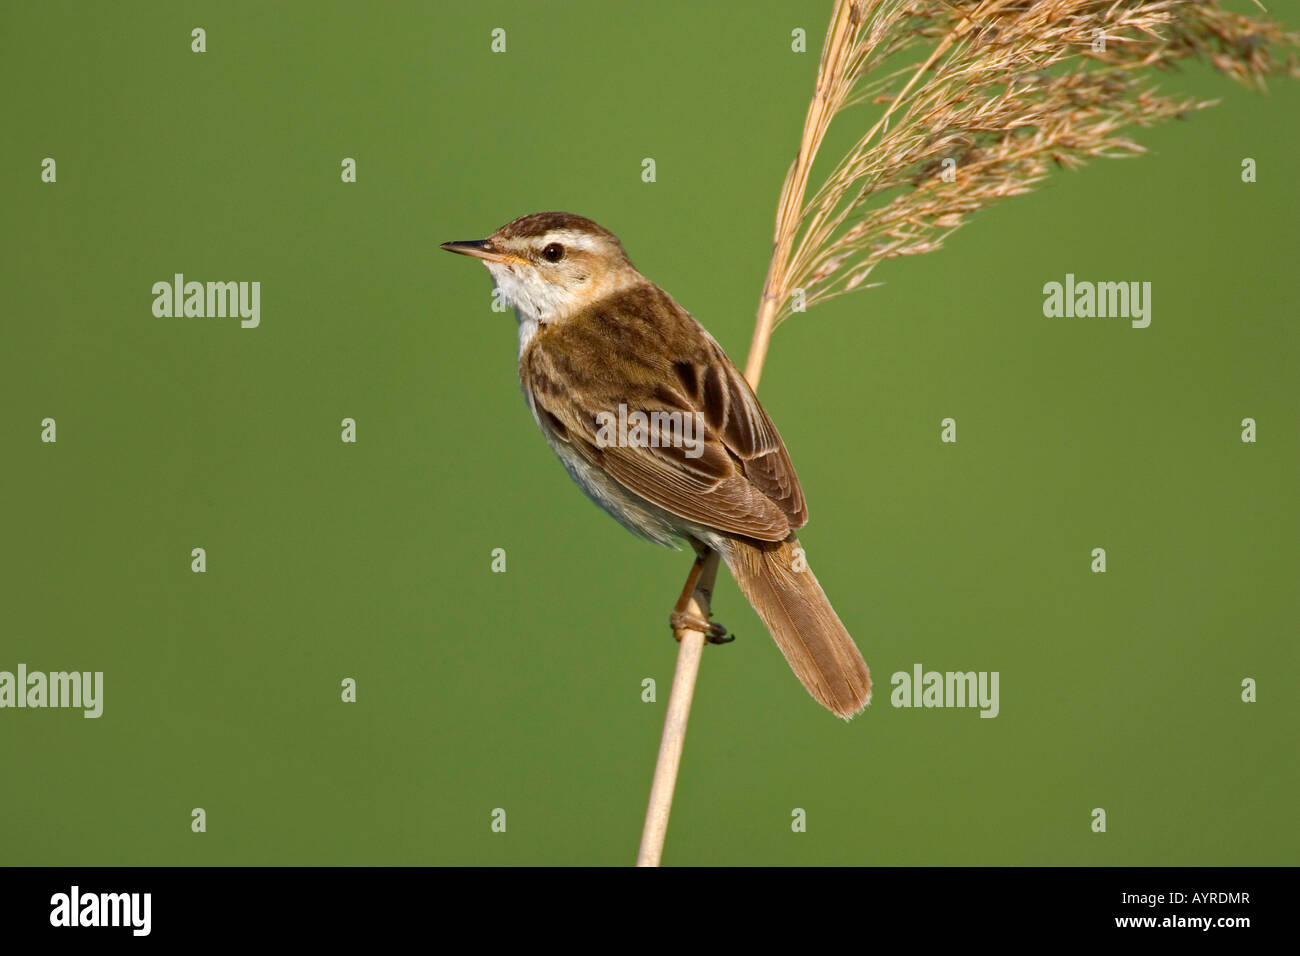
[719,535,870,719]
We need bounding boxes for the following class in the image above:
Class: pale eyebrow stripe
[542,229,604,252]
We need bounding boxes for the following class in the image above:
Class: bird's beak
[440,239,527,266]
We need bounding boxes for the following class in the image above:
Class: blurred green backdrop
[2,1,1296,866]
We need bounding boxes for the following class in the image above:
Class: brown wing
[523,281,806,542]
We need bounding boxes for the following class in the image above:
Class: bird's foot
[669,611,733,645]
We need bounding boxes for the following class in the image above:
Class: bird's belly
[540,427,686,549]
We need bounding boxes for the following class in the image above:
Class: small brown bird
[442,212,870,718]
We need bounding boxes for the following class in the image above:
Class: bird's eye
[541,242,565,263]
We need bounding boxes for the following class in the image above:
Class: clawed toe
[669,611,733,644]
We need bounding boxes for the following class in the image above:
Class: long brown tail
[719,536,871,719]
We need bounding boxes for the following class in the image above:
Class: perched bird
[442,212,870,718]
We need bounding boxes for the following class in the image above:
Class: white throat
[484,262,565,355]
[485,260,641,356]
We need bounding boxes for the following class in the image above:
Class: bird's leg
[669,543,732,644]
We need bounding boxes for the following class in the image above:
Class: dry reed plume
[754,0,1299,348]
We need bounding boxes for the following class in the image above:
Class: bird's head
[442,212,641,321]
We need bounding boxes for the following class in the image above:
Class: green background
[2,1,1296,866]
